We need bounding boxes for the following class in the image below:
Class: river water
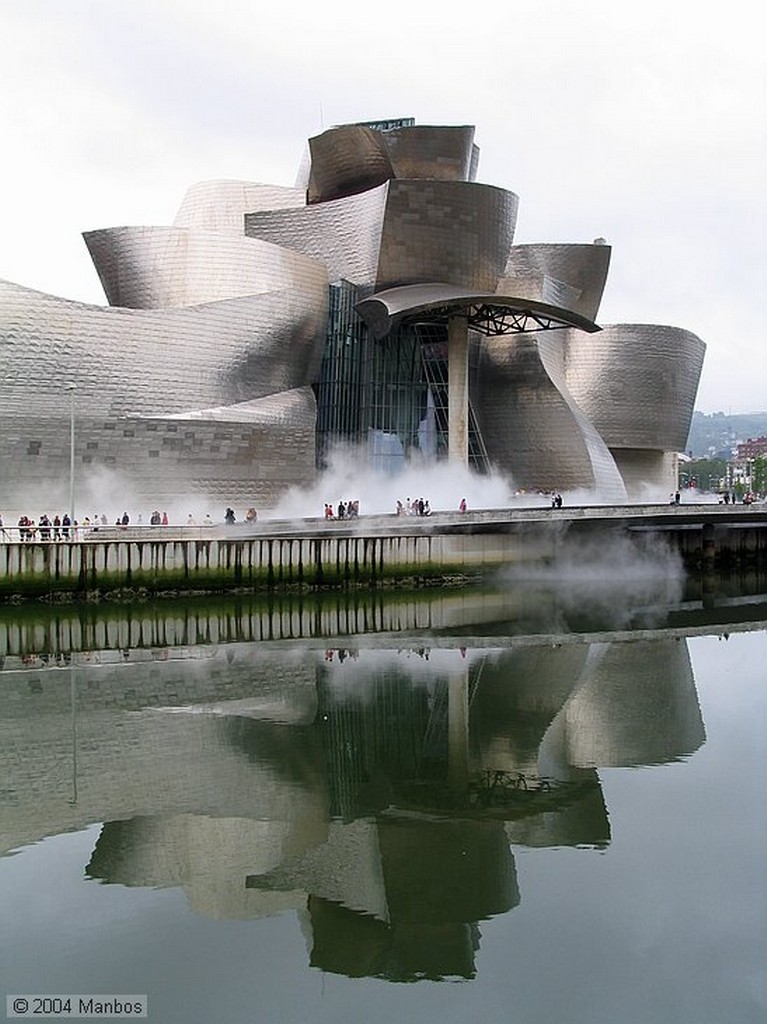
[1,574,765,1023]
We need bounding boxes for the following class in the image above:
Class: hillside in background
[686,411,767,458]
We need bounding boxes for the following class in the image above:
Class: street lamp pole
[68,383,75,530]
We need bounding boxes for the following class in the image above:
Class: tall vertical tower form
[0,119,705,510]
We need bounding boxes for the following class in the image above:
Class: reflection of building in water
[297,818,517,982]
[1,636,705,980]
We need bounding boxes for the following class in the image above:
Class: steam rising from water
[4,441,715,524]
[272,444,525,519]
[497,531,687,632]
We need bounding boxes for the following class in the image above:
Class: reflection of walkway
[1,637,706,981]
[4,571,767,659]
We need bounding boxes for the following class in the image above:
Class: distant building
[735,437,767,460]
[0,119,706,510]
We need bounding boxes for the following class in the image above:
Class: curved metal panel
[0,275,325,505]
[173,180,305,234]
[307,125,393,205]
[245,184,389,286]
[382,125,476,181]
[475,333,626,499]
[375,180,518,292]
[499,242,611,322]
[562,324,706,451]
[0,279,327,414]
[610,449,678,500]
[83,226,328,309]
[356,283,600,340]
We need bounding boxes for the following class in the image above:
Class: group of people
[324,500,360,520]
[720,491,757,505]
[396,497,433,517]
[13,513,74,541]
[7,510,148,540]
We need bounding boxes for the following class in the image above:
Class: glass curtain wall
[315,280,374,468]
[316,283,490,473]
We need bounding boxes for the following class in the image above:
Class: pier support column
[448,315,469,467]
[702,523,716,574]
[448,663,470,791]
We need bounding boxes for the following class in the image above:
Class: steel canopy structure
[356,284,601,340]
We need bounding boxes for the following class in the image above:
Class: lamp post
[67,383,75,530]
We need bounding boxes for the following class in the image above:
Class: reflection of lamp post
[68,660,78,805]
[67,383,75,529]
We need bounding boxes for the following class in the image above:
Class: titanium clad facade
[247,179,519,294]
[246,185,389,287]
[84,227,326,309]
[0,266,326,507]
[382,125,477,182]
[560,324,706,497]
[375,180,518,292]
[307,125,394,204]
[174,180,305,234]
[0,117,706,513]
[499,243,612,322]
[476,334,627,499]
[610,449,679,501]
[305,121,477,205]
[561,324,706,450]
[0,280,326,413]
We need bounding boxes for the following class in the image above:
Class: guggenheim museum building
[0,117,705,509]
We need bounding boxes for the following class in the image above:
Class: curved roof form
[307,125,393,205]
[375,180,517,292]
[0,278,326,417]
[173,180,305,234]
[0,276,326,505]
[376,124,477,182]
[499,242,612,322]
[356,283,601,341]
[305,123,479,205]
[246,179,518,293]
[246,184,389,286]
[561,324,706,451]
[83,226,328,309]
[0,115,708,508]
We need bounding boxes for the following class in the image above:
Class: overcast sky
[1,0,765,414]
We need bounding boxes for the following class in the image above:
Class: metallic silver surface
[379,124,476,181]
[0,118,707,509]
[305,123,479,205]
[174,180,305,234]
[307,125,393,204]
[499,242,611,322]
[0,267,326,506]
[246,184,389,286]
[84,226,325,309]
[375,180,517,291]
[561,324,705,450]
[476,333,627,499]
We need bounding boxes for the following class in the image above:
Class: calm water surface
[1,580,765,1023]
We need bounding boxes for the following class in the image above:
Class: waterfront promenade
[2,503,766,601]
